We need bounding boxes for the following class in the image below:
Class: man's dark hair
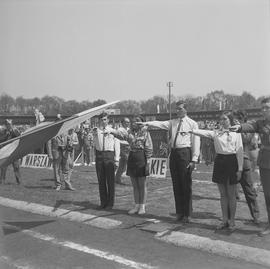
[220,111,235,126]
[98,111,109,119]
[175,99,187,109]
[121,117,130,124]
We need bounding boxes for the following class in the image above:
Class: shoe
[65,186,75,191]
[182,216,191,224]
[259,227,270,237]
[216,222,229,230]
[128,204,140,215]
[55,186,61,191]
[175,214,184,221]
[84,163,87,166]
[138,204,146,215]
[253,218,260,225]
[228,224,236,232]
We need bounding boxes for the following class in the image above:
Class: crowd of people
[1,98,270,238]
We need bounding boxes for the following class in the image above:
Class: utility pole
[167,81,173,119]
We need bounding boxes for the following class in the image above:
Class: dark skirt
[212,154,238,185]
[126,150,147,177]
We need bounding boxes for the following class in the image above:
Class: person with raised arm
[190,111,243,231]
[92,112,120,210]
[230,97,270,236]
[108,115,153,215]
[137,100,200,223]
[232,110,260,224]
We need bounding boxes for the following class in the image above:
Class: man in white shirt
[93,112,120,209]
[138,100,200,223]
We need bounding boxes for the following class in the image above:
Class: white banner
[21,154,52,169]
[149,158,168,178]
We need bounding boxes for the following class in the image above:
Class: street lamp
[167,81,173,119]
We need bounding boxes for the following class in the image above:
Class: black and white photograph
[0,0,270,268]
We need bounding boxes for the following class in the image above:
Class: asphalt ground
[0,162,269,254]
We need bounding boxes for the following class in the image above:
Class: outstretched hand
[229,125,241,132]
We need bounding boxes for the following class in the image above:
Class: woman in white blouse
[190,111,243,231]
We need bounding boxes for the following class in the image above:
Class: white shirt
[146,116,200,162]
[93,126,120,161]
[192,129,243,171]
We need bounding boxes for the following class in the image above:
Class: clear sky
[0,0,269,102]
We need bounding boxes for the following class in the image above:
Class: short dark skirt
[212,154,238,185]
[126,150,147,178]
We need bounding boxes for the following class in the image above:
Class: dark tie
[173,120,182,149]
[102,127,106,151]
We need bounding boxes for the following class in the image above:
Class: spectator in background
[68,128,79,164]
[200,122,215,166]
[82,125,94,166]
[190,111,243,231]
[56,114,62,121]
[34,108,46,153]
[34,108,45,125]
[92,112,120,210]
[248,133,260,179]
[74,124,84,163]
[115,117,131,185]
[0,119,21,184]
[47,131,75,191]
[233,110,260,224]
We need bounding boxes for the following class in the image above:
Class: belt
[130,149,144,152]
[96,150,114,153]
[171,147,191,151]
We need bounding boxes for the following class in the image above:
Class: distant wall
[0,108,262,126]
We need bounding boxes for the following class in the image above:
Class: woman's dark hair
[98,111,109,119]
[220,111,235,126]
[121,117,130,124]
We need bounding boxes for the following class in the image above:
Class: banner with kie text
[148,129,169,178]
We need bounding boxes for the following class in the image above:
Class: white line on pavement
[193,179,214,184]
[156,231,270,268]
[0,196,121,229]
[194,171,213,174]
[6,224,157,269]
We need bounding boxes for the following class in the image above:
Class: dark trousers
[95,151,115,207]
[0,160,21,184]
[260,168,270,223]
[169,148,192,217]
[240,158,259,219]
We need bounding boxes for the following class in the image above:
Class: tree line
[0,90,267,116]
